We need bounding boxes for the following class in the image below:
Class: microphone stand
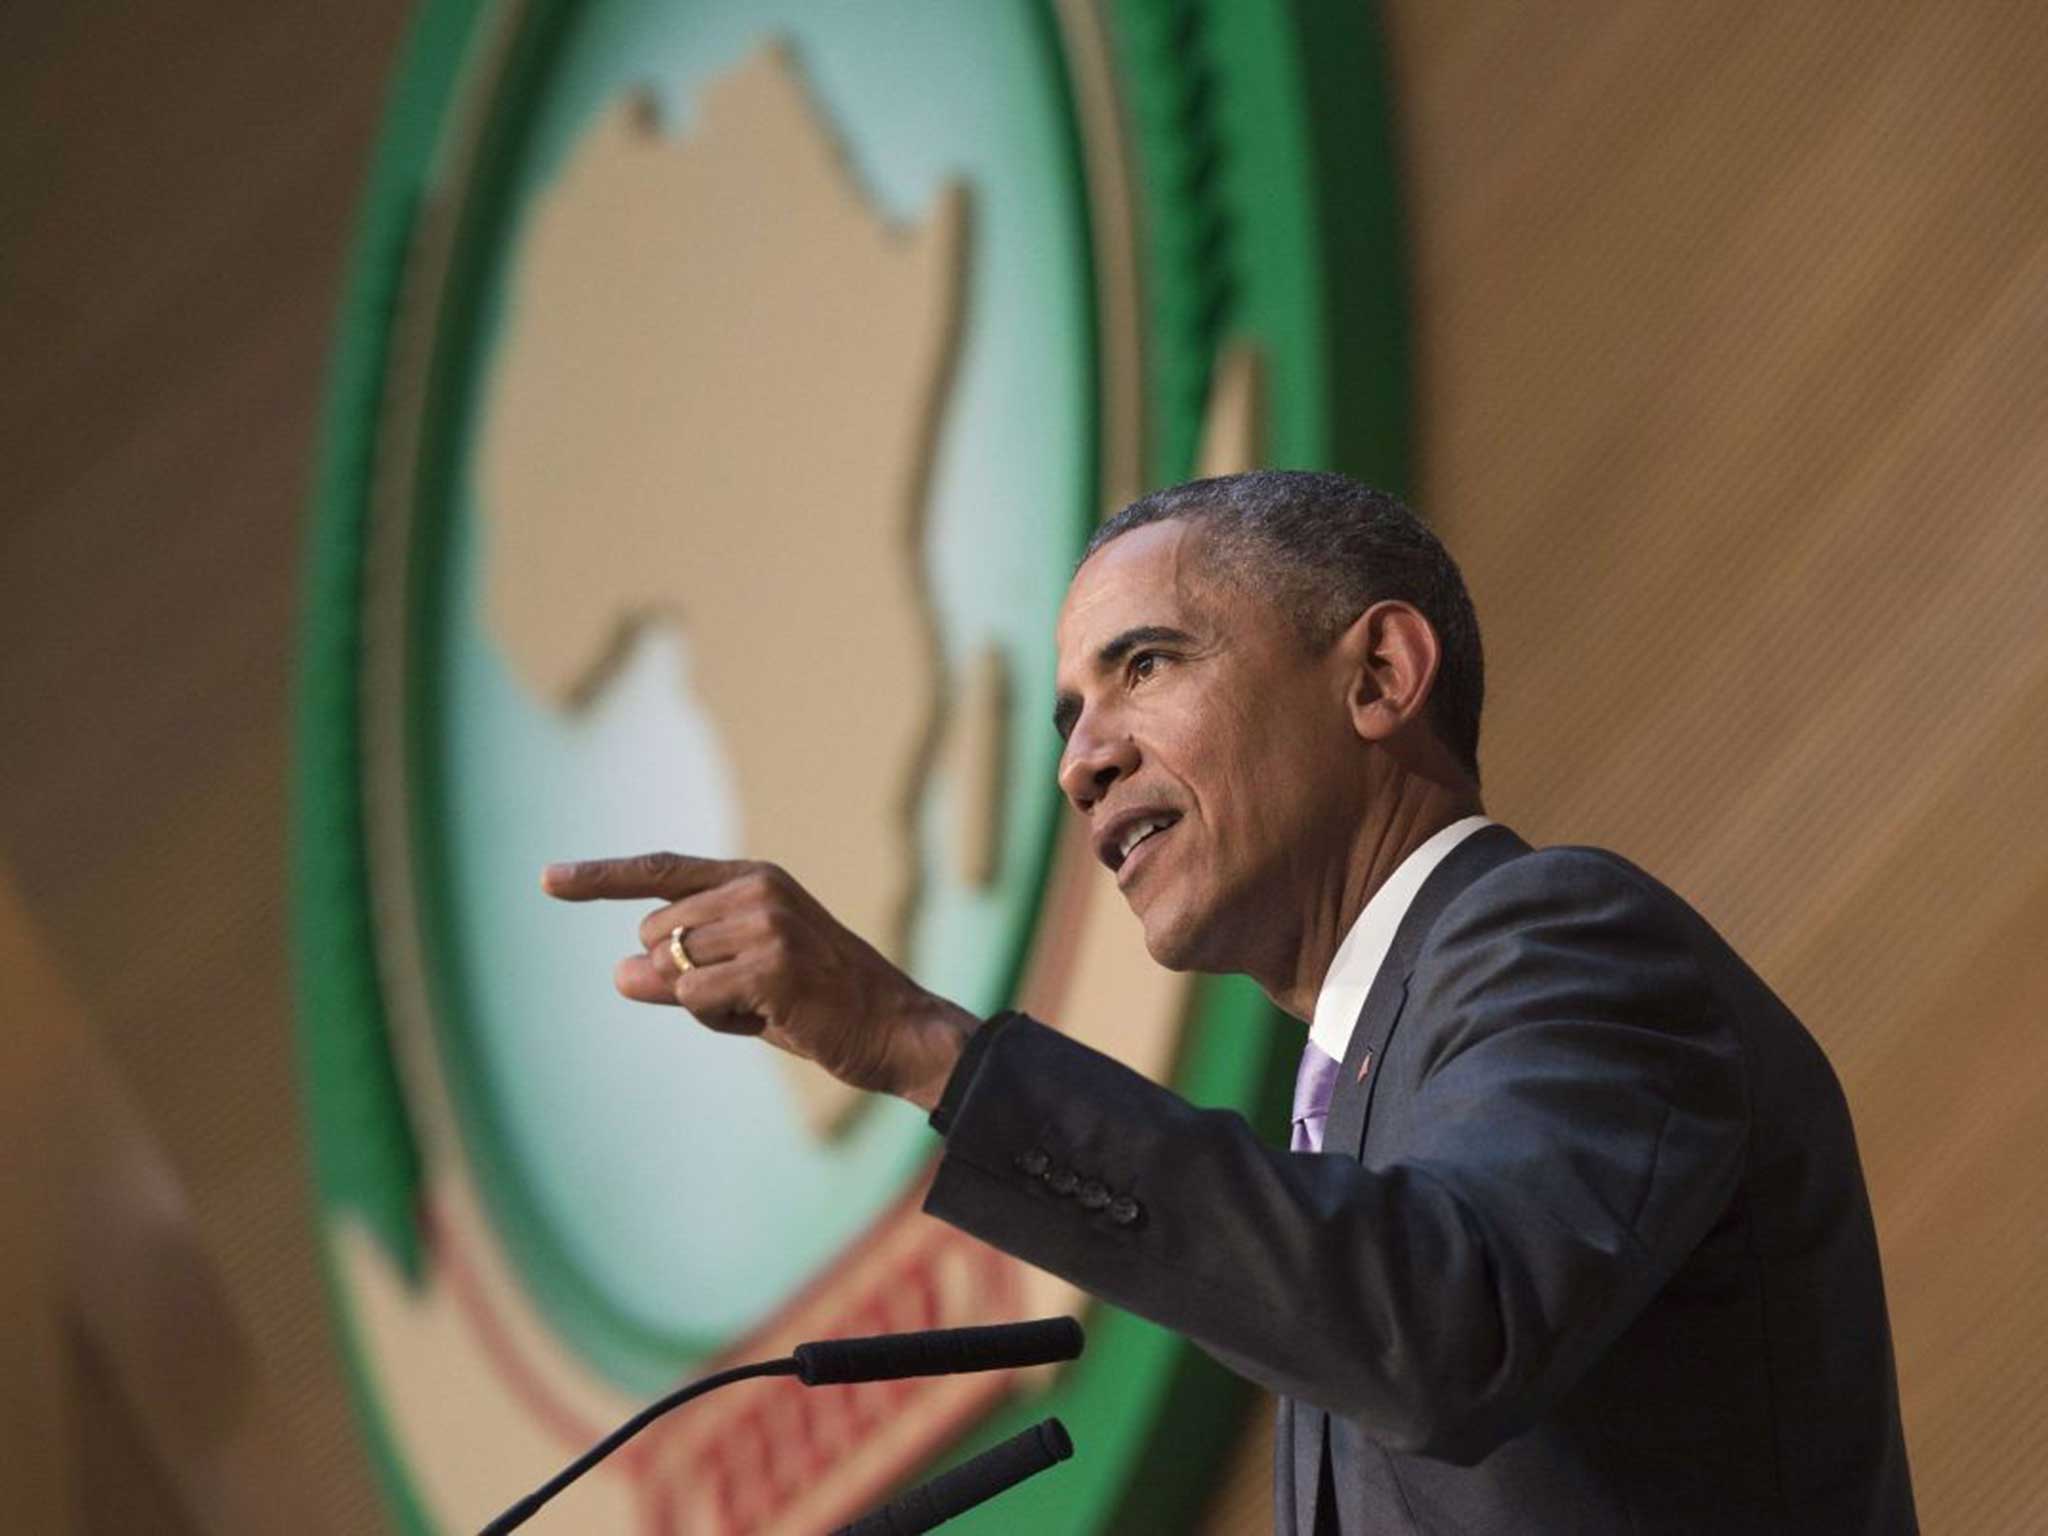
[479,1358,797,1535]
[476,1319,1083,1534]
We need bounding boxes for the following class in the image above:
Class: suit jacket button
[1015,1148,1050,1178]
[1046,1168,1079,1196]
[1077,1179,1110,1210]
[1108,1196,1142,1227]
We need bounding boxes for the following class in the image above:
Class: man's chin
[1135,900,1221,974]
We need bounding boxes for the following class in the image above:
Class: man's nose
[1058,721,1139,812]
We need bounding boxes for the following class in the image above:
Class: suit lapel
[1289,1397,1321,1536]
[1323,971,1405,1159]
[1323,824,1531,1159]
[1288,826,1533,1530]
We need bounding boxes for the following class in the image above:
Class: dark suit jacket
[925,826,1916,1533]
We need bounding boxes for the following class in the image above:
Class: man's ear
[1337,600,1441,745]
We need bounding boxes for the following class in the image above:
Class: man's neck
[1265,776,1484,1021]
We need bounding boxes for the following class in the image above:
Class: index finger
[541,851,743,902]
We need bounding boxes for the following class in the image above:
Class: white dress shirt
[1308,815,1495,1063]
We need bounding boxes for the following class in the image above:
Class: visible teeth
[1118,816,1172,859]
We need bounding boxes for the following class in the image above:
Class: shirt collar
[1308,815,1494,1061]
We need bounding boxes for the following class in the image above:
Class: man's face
[1053,519,1364,974]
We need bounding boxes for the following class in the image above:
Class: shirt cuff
[926,1010,1020,1137]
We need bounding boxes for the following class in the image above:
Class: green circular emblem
[296,1,1405,1530]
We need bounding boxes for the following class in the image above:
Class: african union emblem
[296,1,1405,1530]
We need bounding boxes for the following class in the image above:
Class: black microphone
[794,1317,1084,1385]
[831,1418,1073,1535]
[478,1319,1083,1534]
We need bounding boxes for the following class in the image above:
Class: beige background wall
[5,3,2044,1531]
[2,4,415,1531]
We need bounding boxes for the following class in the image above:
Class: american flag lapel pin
[1357,1049,1373,1084]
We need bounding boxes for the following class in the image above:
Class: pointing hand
[542,852,978,1112]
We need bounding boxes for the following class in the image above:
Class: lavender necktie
[1290,1039,1341,1153]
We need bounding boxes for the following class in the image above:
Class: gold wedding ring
[668,925,695,974]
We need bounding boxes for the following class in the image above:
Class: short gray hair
[1085,470,1484,780]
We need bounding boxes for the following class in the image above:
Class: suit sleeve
[922,849,1750,1463]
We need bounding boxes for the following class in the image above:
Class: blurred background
[5,2,2046,1532]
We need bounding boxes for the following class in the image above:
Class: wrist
[897,995,979,1113]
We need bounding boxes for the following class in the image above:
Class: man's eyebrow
[1051,625,1197,740]
[1097,624,1195,668]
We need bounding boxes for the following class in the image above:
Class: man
[545,471,1917,1533]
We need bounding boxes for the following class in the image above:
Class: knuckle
[641,903,685,951]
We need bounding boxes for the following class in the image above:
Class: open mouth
[1103,810,1182,877]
